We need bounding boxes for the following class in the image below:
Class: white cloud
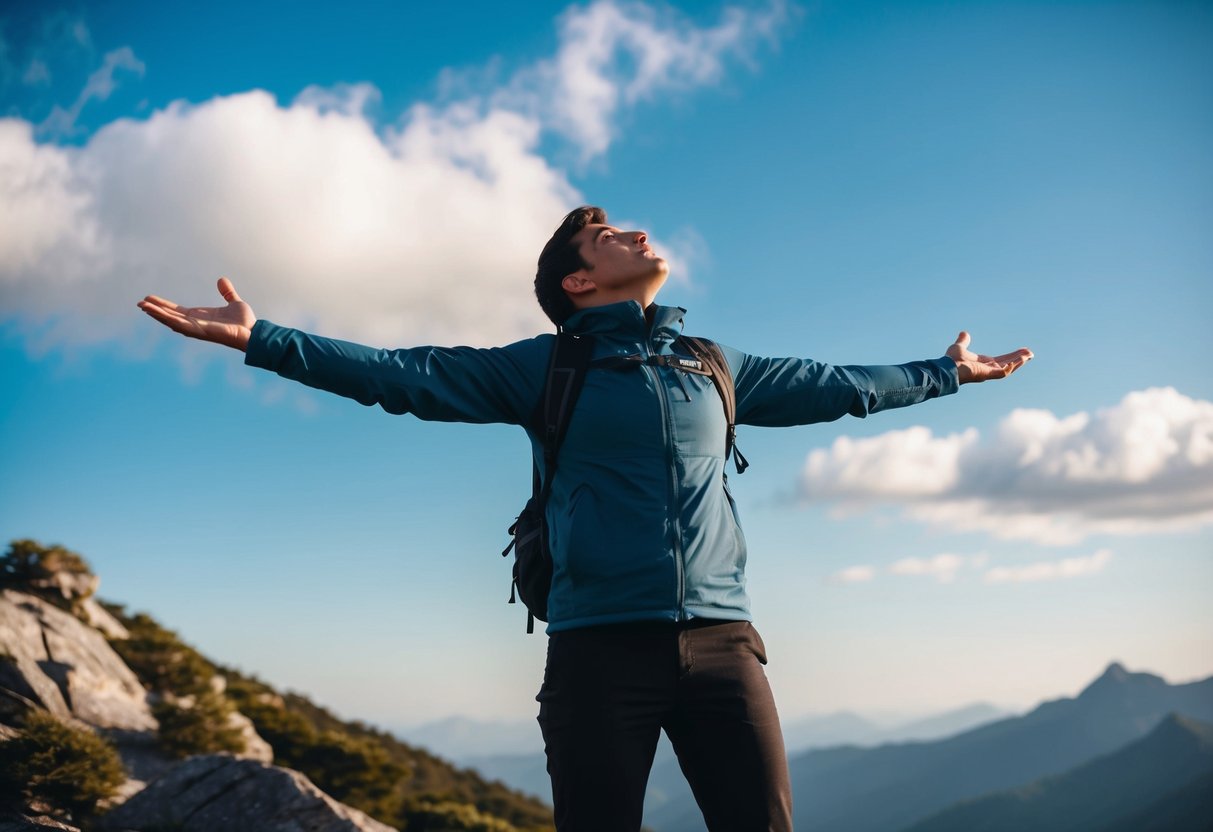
[984,549,1112,584]
[502,0,790,162]
[829,564,875,584]
[38,46,145,137]
[0,1,788,354]
[800,388,1213,544]
[888,553,968,583]
[829,549,1110,587]
[802,426,978,500]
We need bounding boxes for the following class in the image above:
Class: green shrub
[0,710,125,820]
[153,692,247,759]
[0,539,92,584]
[110,613,217,698]
[403,798,520,832]
[0,539,95,617]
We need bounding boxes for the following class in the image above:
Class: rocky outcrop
[0,590,153,731]
[95,754,398,832]
[77,598,129,641]
[227,707,274,762]
[0,813,80,831]
[208,675,273,763]
[20,563,97,607]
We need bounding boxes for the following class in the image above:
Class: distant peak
[1078,661,1166,699]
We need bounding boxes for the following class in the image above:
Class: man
[139,205,1031,831]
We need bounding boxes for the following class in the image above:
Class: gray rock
[0,590,154,732]
[78,597,129,641]
[27,569,98,605]
[95,753,398,832]
[0,812,81,831]
[228,708,274,762]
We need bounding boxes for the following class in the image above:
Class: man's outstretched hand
[137,278,256,352]
[947,332,1033,384]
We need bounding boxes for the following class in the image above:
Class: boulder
[0,590,154,732]
[95,754,398,832]
[0,813,80,831]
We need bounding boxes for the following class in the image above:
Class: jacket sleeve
[243,320,550,425]
[716,344,960,427]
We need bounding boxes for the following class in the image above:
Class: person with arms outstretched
[139,206,1031,832]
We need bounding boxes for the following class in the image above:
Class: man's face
[566,223,670,304]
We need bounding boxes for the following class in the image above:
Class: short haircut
[534,205,607,326]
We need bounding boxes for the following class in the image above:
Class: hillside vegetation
[102,601,555,831]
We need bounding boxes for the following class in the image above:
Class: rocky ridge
[0,554,392,831]
[1,540,553,831]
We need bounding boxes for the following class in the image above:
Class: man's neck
[572,288,659,315]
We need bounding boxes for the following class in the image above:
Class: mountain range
[443,662,1212,832]
[405,701,1012,763]
[904,712,1213,832]
[645,661,1213,832]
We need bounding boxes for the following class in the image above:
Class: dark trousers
[536,619,793,831]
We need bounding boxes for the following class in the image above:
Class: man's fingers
[991,348,1034,363]
[141,302,190,327]
[954,331,971,350]
[139,294,183,312]
[141,303,201,338]
[217,277,242,304]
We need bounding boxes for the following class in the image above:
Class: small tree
[153,692,248,759]
[0,540,96,615]
[0,539,92,582]
[0,710,125,820]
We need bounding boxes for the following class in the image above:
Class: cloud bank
[828,549,1112,586]
[801,387,1213,545]
[0,1,788,352]
[984,549,1112,584]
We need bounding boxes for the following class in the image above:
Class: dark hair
[534,205,607,326]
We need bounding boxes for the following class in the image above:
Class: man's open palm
[138,278,256,351]
[947,331,1033,384]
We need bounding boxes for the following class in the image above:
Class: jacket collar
[563,300,686,344]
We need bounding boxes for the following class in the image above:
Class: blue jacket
[245,300,959,632]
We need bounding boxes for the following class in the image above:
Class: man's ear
[561,272,596,297]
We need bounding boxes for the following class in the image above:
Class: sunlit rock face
[0,589,154,731]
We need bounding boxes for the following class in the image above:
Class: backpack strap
[532,331,596,489]
[677,336,749,474]
[511,331,594,633]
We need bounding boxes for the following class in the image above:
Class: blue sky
[2,0,1210,728]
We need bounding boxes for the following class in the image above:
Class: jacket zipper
[644,342,686,621]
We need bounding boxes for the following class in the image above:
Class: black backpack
[502,332,748,632]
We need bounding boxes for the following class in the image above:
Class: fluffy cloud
[828,550,1112,586]
[888,553,969,583]
[800,388,1213,544]
[984,549,1112,584]
[503,0,790,161]
[0,1,787,353]
[829,564,876,584]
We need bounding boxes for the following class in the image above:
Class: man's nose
[634,231,647,244]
